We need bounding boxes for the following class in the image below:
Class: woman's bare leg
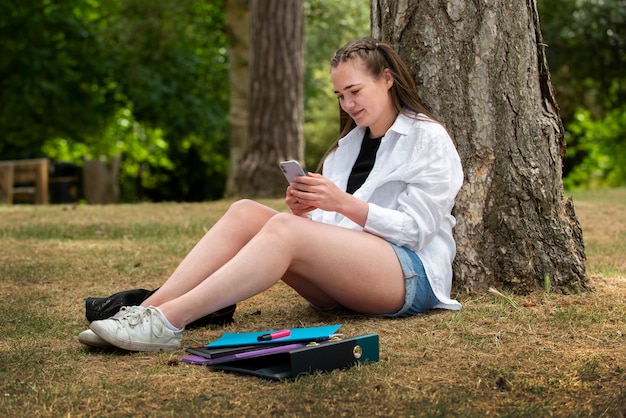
[157,212,406,328]
[141,199,279,307]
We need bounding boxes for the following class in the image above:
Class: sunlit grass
[0,191,625,416]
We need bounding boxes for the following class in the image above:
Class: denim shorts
[383,242,438,317]
[308,242,438,318]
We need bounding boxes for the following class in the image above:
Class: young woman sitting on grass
[79,37,464,352]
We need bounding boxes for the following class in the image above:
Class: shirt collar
[387,111,419,137]
[338,111,419,147]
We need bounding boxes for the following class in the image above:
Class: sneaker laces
[113,306,143,319]
[119,307,167,339]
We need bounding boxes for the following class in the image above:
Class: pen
[257,329,291,341]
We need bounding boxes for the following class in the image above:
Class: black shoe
[85,288,236,327]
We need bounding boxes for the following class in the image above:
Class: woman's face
[331,58,395,137]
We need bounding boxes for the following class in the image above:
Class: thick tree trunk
[234,0,305,197]
[371,0,587,293]
[224,0,250,197]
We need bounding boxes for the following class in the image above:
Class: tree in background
[223,0,369,195]
[224,0,250,197]
[233,0,305,197]
[1,0,367,201]
[372,0,586,293]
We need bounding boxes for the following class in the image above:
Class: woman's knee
[259,213,304,240]
[264,212,299,227]
[226,199,275,220]
[221,200,282,241]
[228,199,260,214]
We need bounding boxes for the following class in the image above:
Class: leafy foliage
[0,0,114,156]
[0,0,229,201]
[564,105,626,189]
[539,0,625,115]
[97,0,230,201]
[539,0,626,188]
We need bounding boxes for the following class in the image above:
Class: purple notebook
[182,343,308,365]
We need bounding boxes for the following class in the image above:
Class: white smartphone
[279,160,306,184]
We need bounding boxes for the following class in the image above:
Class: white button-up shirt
[311,112,463,310]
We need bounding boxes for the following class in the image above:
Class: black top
[346,130,382,194]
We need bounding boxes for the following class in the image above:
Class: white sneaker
[78,329,113,348]
[78,307,144,348]
[90,306,183,352]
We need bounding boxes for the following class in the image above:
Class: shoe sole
[78,330,113,348]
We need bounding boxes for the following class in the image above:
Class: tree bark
[224,0,250,197]
[234,0,305,197]
[371,0,587,293]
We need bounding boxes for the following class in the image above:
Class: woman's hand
[286,173,369,226]
[289,173,343,212]
[285,179,316,217]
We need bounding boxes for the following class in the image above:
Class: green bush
[564,106,626,189]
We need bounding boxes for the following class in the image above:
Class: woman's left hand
[288,173,345,212]
[287,173,369,226]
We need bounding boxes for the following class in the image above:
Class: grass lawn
[1,191,625,417]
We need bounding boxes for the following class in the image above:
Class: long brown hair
[316,38,436,172]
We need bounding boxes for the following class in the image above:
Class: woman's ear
[383,68,394,89]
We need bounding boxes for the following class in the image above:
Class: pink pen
[257,329,291,341]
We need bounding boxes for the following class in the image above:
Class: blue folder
[206,324,343,348]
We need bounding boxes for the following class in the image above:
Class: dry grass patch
[1,191,625,417]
